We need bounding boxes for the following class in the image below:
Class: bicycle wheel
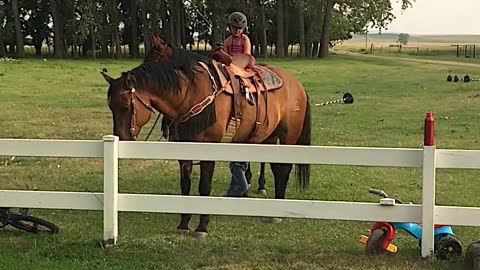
[9,214,59,234]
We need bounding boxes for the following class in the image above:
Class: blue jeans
[225,162,249,197]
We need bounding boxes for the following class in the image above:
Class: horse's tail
[295,94,311,190]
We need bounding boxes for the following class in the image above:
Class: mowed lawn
[0,55,480,269]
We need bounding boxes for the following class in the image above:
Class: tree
[297,0,305,57]
[11,0,24,57]
[318,0,415,58]
[397,33,409,46]
[0,3,7,57]
[318,0,334,58]
[276,0,284,57]
[129,0,139,57]
[50,0,65,58]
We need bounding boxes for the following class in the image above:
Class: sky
[372,0,480,35]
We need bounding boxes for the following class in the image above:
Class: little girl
[224,12,252,56]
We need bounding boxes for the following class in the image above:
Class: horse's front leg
[193,160,215,238]
[270,163,293,224]
[257,162,267,195]
[177,160,193,234]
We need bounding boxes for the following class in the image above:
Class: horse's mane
[126,47,210,95]
[132,46,217,141]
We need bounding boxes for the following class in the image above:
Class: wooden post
[103,135,119,247]
[421,113,436,258]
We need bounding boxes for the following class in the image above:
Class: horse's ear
[125,71,136,90]
[150,34,157,44]
[101,71,113,84]
[152,34,169,50]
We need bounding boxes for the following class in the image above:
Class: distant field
[336,34,480,63]
[342,33,480,45]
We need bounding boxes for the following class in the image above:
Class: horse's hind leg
[270,163,293,223]
[177,160,193,234]
[193,161,215,239]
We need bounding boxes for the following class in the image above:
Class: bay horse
[144,35,269,195]
[102,46,311,238]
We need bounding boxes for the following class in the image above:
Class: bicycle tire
[9,214,59,234]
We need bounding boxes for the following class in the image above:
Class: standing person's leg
[225,162,249,197]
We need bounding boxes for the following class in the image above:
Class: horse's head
[102,70,154,141]
[144,34,174,63]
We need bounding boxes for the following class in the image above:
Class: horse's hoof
[193,231,209,239]
[257,189,267,196]
[176,229,190,235]
[270,217,282,224]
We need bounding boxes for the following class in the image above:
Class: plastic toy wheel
[366,227,389,255]
[465,241,480,270]
[10,215,59,234]
[435,235,462,260]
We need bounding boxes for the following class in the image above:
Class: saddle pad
[253,65,283,90]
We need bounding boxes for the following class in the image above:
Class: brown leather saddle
[207,49,284,143]
[210,49,283,93]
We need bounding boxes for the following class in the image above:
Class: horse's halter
[152,41,169,62]
[123,87,155,140]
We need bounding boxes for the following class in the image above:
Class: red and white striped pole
[422,112,436,258]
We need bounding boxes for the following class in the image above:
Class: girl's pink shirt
[227,34,247,56]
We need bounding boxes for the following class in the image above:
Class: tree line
[0,0,413,59]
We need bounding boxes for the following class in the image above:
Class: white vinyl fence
[1,115,480,258]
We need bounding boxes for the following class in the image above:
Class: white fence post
[103,135,119,247]
[421,113,436,258]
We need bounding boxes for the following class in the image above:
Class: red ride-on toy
[359,189,462,260]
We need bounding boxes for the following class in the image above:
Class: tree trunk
[110,0,121,59]
[101,42,108,57]
[174,1,181,48]
[276,0,284,57]
[50,0,64,58]
[312,41,319,57]
[298,0,306,57]
[253,31,259,55]
[34,43,41,56]
[0,39,5,57]
[129,0,139,57]
[140,0,150,54]
[258,0,267,58]
[319,0,334,58]
[283,0,289,56]
[92,25,96,60]
[180,2,186,49]
[305,42,312,58]
[11,0,25,57]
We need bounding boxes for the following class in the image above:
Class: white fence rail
[1,136,480,257]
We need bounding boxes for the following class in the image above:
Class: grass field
[1,54,480,269]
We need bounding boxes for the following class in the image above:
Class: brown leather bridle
[124,87,156,140]
[152,41,169,62]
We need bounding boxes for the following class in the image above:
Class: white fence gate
[1,113,480,258]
